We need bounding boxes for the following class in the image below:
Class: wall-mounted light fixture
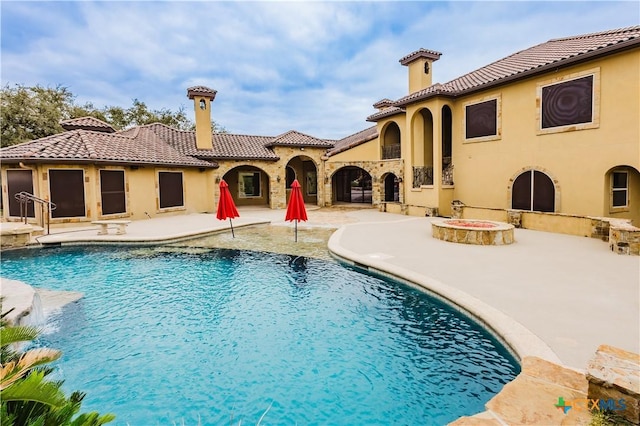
[276,175,281,183]
[215,176,220,183]
[199,99,206,110]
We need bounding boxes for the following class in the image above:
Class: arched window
[512,170,555,212]
[383,174,399,202]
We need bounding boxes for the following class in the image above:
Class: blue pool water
[1,246,519,425]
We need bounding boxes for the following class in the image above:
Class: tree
[1,84,73,147]
[1,84,226,147]
[0,305,115,425]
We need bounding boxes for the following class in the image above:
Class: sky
[1,1,638,140]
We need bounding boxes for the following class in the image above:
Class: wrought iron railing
[442,163,454,186]
[412,166,433,187]
[382,144,401,159]
[14,192,57,234]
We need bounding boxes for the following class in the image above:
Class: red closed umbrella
[216,179,240,237]
[285,179,307,242]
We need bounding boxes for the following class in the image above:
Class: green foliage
[1,84,72,147]
[1,84,227,147]
[0,301,115,426]
[589,409,632,426]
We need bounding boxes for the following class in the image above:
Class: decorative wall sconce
[276,175,281,183]
[398,177,403,183]
[199,99,206,110]
[215,176,220,183]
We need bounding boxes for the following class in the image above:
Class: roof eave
[396,36,640,107]
[366,108,406,122]
[2,157,218,168]
[394,90,455,107]
[453,37,640,98]
[327,135,378,157]
[211,156,280,162]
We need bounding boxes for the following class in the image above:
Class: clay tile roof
[394,25,640,107]
[187,86,217,100]
[0,127,216,168]
[327,126,378,157]
[399,48,442,65]
[145,123,279,161]
[373,98,395,109]
[265,130,334,148]
[60,116,116,133]
[366,106,405,122]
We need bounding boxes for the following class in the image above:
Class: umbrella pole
[295,219,298,242]
[229,218,235,238]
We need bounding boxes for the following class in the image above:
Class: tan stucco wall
[326,138,380,163]
[1,163,216,225]
[450,50,639,224]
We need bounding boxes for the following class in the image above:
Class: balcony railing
[412,166,433,187]
[382,144,401,159]
[442,157,454,185]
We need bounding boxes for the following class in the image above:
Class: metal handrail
[14,191,57,234]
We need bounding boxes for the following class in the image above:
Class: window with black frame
[465,99,497,139]
[158,171,184,209]
[541,75,593,129]
[100,170,126,215]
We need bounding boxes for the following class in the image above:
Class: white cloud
[1,1,638,140]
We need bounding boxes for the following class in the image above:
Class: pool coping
[328,223,562,366]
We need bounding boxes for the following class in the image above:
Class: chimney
[187,86,217,150]
[399,49,442,94]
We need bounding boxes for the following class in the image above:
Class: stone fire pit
[432,219,515,245]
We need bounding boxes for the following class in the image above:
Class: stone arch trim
[323,159,404,207]
[507,166,561,212]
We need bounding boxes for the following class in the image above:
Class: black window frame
[158,171,184,209]
[465,98,498,139]
[541,74,594,130]
[99,169,127,215]
[49,169,86,218]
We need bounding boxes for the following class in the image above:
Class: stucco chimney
[187,86,217,150]
[399,49,442,94]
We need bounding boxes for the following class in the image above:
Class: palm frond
[0,348,62,390]
[0,370,66,408]
[1,325,41,347]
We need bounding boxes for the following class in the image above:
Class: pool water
[1,246,519,425]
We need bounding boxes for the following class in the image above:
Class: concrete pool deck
[6,206,638,370]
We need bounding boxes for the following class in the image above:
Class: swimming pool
[1,246,519,425]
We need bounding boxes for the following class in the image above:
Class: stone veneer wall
[323,159,403,207]
[213,147,328,210]
[587,345,640,424]
[452,204,640,255]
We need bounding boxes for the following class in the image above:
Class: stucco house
[1,25,638,237]
[327,25,640,229]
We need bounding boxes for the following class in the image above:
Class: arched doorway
[222,165,270,207]
[286,156,318,205]
[512,169,555,212]
[383,173,400,202]
[333,167,372,204]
